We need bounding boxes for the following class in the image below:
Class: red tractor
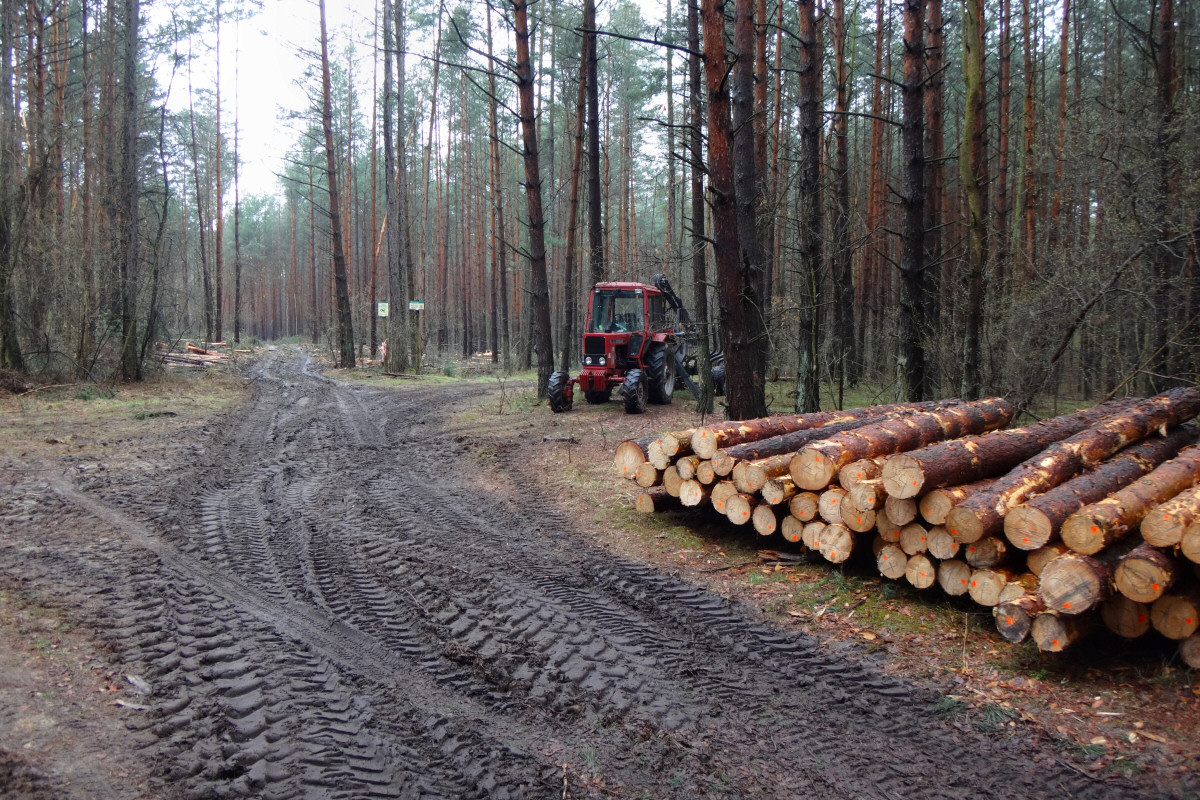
[547,275,723,414]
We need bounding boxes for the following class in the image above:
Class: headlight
[599,357,606,366]
[584,356,592,365]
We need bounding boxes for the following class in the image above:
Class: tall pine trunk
[795,0,822,413]
[318,0,355,368]
[898,0,928,401]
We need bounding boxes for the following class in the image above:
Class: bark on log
[882,399,1138,499]
[1027,543,1068,577]
[1032,611,1095,652]
[711,417,914,478]
[905,553,937,589]
[1150,593,1200,640]
[760,476,798,506]
[791,398,1015,490]
[838,457,887,490]
[1183,521,1200,565]
[999,578,1039,605]
[635,463,662,488]
[679,479,712,507]
[781,514,805,543]
[661,466,683,497]
[1100,595,1152,639]
[885,495,918,526]
[848,478,886,512]
[636,489,674,513]
[817,524,858,564]
[752,504,784,536]
[709,481,739,514]
[615,437,654,479]
[1114,543,1177,603]
[876,542,908,579]
[918,478,997,525]
[947,391,1200,544]
[690,401,951,459]
[1180,633,1200,668]
[995,594,1046,643]
[937,559,972,596]
[1004,425,1198,551]
[788,491,820,522]
[726,493,757,526]
[899,523,930,555]
[964,536,1008,569]
[1061,444,1200,555]
[818,487,846,525]
[1141,484,1200,547]
[927,526,960,560]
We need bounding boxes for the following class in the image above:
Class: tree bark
[1141,481,1200,548]
[511,0,554,396]
[794,0,821,413]
[687,0,713,415]
[319,0,356,368]
[117,0,141,380]
[960,0,988,398]
[897,0,928,400]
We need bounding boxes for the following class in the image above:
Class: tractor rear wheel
[621,369,648,414]
[645,345,675,405]
[584,387,611,404]
[547,371,573,413]
[711,364,726,397]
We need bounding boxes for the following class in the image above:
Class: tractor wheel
[621,369,648,414]
[584,388,611,404]
[711,364,726,396]
[547,371,573,413]
[645,345,675,405]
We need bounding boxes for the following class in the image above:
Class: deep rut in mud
[1,350,1162,799]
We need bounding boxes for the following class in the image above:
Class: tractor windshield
[589,289,644,333]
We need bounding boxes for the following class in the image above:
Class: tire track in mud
[19,349,1161,799]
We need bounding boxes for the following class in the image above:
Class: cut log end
[905,554,937,589]
[876,543,908,580]
[816,524,856,564]
[792,450,836,491]
[614,440,649,479]
[1039,554,1109,615]
[678,480,711,507]
[995,595,1045,643]
[882,454,924,499]
[1060,513,1111,556]
[937,559,972,597]
[945,507,986,544]
[726,493,756,526]
[752,504,782,537]
[1031,611,1094,652]
[1113,545,1175,604]
[1183,521,1200,565]
[788,492,820,522]
[635,489,674,514]
[1151,594,1200,640]
[968,569,1010,607]
[634,462,661,489]
[1004,505,1054,551]
[1100,595,1152,639]
[1180,633,1200,669]
[780,514,805,543]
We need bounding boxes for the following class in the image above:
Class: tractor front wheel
[621,369,648,414]
[547,371,573,413]
[645,345,675,405]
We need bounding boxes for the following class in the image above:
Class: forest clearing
[2,0,1199,796]
[1,349,1199,798]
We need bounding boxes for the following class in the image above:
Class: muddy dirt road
[1,350,1167,798]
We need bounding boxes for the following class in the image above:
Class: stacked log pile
[158,342,232,368]
[618,387,1200,666]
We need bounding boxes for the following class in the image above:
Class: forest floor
[0,347,1197,799]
